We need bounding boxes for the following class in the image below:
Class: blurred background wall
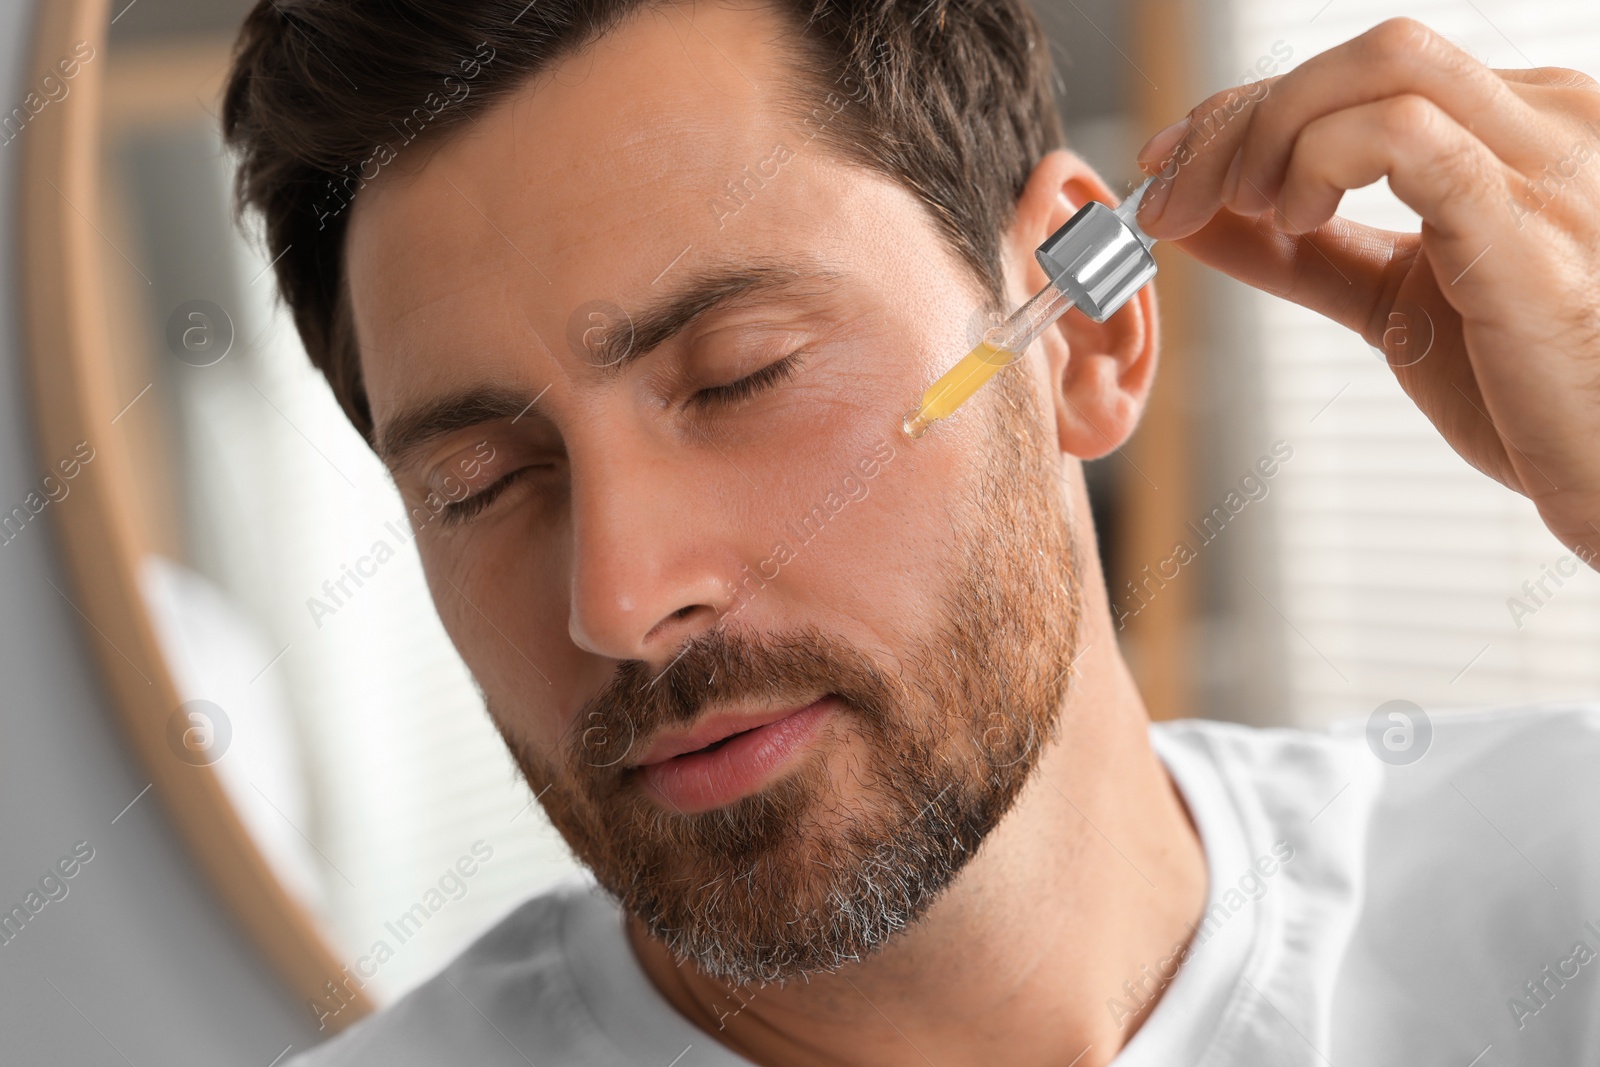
[2,0,1598,1061]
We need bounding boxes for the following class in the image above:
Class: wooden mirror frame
[19,0,372,1029]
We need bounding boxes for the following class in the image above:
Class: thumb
[1166,209,1414,342]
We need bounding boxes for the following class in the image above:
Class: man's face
[347,2,1086,984]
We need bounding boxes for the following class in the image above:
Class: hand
[1133,17,1600,564]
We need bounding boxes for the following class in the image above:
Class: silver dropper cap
[1033,177,1159,323]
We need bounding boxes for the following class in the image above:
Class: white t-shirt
[289,705,1600,1066]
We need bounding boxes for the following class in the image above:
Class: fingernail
[1137,116,1190,168]
[1222,150,1243,208]
[1138,173,1175,228]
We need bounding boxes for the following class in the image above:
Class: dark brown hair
[222,0,1065,443]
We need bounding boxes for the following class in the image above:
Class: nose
[566,444,740,666]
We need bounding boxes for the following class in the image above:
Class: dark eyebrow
[375,385,537,469]
[375,261,847,468]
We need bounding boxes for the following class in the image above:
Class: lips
[630,696,836,814]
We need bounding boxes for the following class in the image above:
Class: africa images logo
[166,700,232,766]
[1365,699,1432,766]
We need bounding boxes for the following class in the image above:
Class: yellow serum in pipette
[902,339,1016,438]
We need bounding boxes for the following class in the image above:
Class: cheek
[714,326,999,647]
[754,417,983,649]
[419,528,578,751]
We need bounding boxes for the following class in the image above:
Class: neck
[627,627,1207,1067]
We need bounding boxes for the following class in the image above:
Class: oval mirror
[22,0,584,1032]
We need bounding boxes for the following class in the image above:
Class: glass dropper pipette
[903,176,1161,439]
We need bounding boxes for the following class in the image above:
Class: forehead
[345,2,888,417]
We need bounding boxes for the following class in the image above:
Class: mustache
[567,623,901,775]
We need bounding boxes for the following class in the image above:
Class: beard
[495,367,1084,987]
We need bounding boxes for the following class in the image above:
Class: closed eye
[439,468,531,526]
[688,351,804,411]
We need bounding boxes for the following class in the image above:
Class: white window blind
[1206,0,1600,728]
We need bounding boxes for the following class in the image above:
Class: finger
[1174,214,1524,489]
[1494,66,1600,91]
[1272,95,1519,241]
[1493,68,1600,138]
[1230,18,1547,216]
[1277,91,1550,326]
[1166,210,1413,340]
[1229,94,1540,334]
[1134,79,1281,240]
[1135,47,1586,243]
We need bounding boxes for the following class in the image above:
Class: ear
[1003,149,1160,460]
